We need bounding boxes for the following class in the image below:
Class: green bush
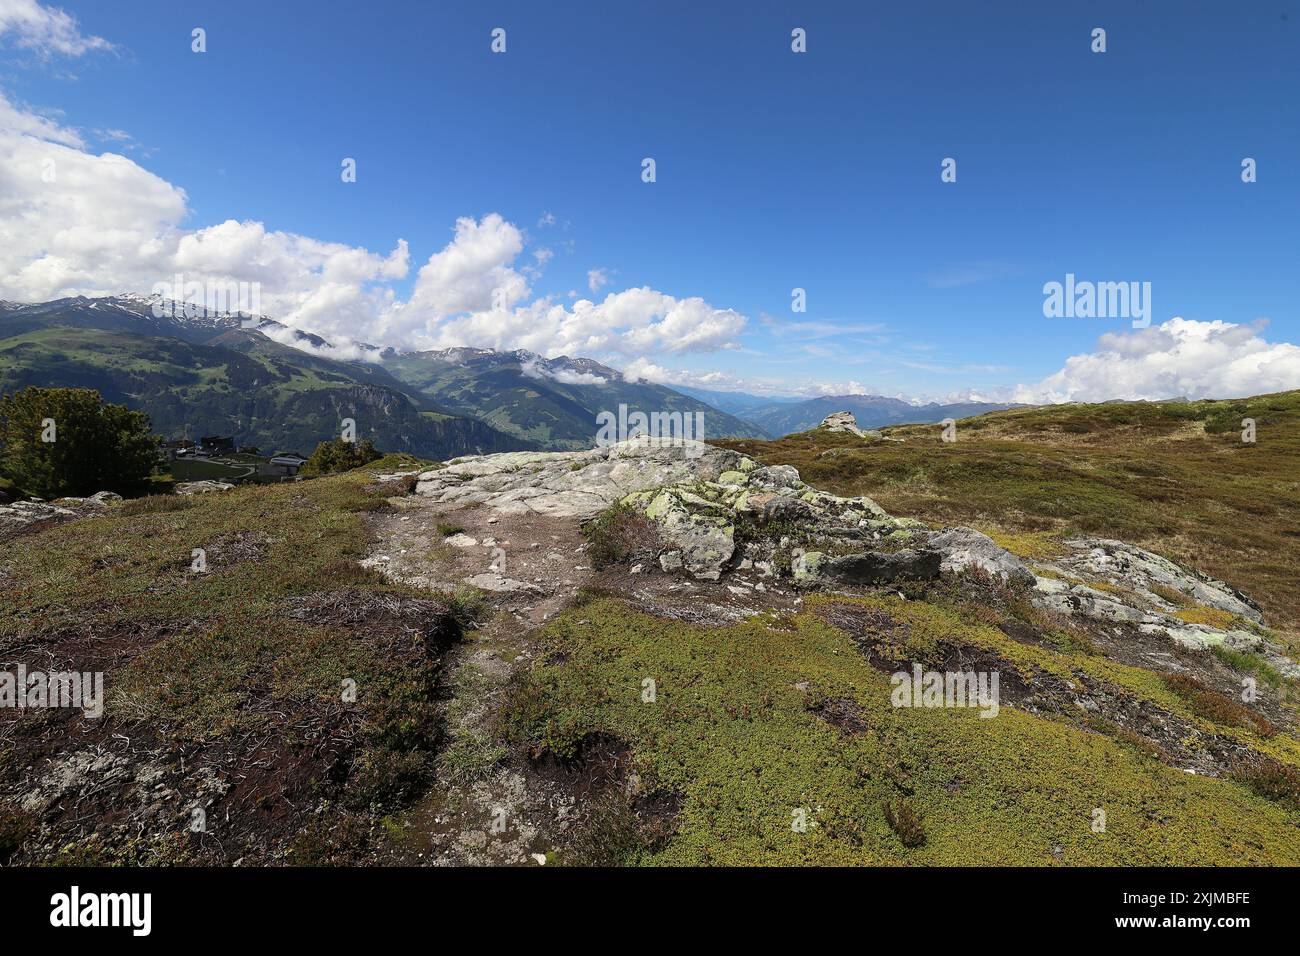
[0,387,159,499]
[301,438,383,476]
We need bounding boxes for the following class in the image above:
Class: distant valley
[0,296,766,458]
[680,387,1020,436]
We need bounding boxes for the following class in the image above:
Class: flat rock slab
[463,572,544,594]
[415,437,749,519]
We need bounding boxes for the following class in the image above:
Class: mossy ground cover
[716,390,1300,636]
[0,464,458,864]
[502,593,1300,865]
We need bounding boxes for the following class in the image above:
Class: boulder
[414,437,750,519]
[659,551,684,572]
[792,551,827,584]
[818,411,867,437]
[926,527,1035,585]
[0,500,79,528]
[463,572,543,594]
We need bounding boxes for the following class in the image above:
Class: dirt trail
[361,482,799,865]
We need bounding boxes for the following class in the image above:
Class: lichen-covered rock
[631,485,736,578]
[927,527,1036,585]
[0,500,80,528]
[1051,538,1263,623]
[1024,537,1295,675]
[176,480,235,495]
[792,550,827,583]
[407,435,1293,680]
[463,572,543,594]
[414,437,749,518]
[0,490,123,530]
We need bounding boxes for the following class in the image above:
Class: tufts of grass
[365,453,436,472]
[883,797,926,848]
[1210,645,1285,688]
[119,494,198,516]
[1149,583,1194,608]
[1229,757,1300,812]
[0,803,33,864]
[438,585,492,628]
[984,529,1064,561]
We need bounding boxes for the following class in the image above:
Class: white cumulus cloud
[0,91,749,367]
[1013,317,1300,403]
[0,0,112,57]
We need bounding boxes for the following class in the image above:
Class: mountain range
[0,296,767,458]
[681,388,1020,435]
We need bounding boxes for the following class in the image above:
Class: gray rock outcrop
[0,490,123,530]
[408,434,1296,678]
[175,480,235,495]
[819,411,866,436]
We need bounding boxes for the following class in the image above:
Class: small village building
[199,436,236,454]
[263,453,308,478]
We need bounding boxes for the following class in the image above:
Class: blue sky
[2,0,1298,400]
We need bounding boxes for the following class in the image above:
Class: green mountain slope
[0,300,526,459]
[382,347,769,449]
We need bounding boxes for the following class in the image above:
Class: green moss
[501,595,1300,865]
[1174,606,1237,630]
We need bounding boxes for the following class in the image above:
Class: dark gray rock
[823,549,943,585]
[759,494,814,523]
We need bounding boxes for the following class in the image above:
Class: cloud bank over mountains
[625,318,1300,406]
[0,88,749,380]
[1011,318,1300,404]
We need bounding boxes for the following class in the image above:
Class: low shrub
[883,797,926,848]
[584,502,662,569]
[1163,673,1276,736]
